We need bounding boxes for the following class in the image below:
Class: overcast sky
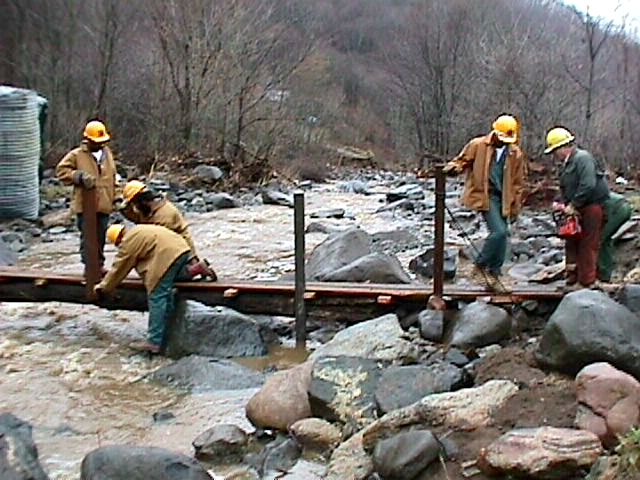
[566,0,640,31]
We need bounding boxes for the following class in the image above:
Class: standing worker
[598,192,632,282]
[94,224,214,354]
[444,114,527,291]
[56,120,117,277]
[120,179,216,280]
[544,126,609,289]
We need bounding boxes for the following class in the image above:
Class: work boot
[469,264,488,285]
[187,259,217,281]
[129,340,161,354]
[486,271,508,293]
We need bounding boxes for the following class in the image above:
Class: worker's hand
[72,171,96,189]
[443,162,462,176]
[563,203,579,217]
[113,197,125,211]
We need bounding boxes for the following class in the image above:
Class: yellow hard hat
[106,224,125,245]
[492,115,518,144]
[123,180,147,202]
[84,120,110,143]
[544,127,575,154]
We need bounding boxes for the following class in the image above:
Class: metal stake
[429,164,446,310]
[82,188,100,299]
[294,191,307,347]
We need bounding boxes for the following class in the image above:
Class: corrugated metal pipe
[0,86,41,220]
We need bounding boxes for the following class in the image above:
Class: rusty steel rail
[0,267,563,322]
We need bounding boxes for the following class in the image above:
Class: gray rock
[148,179,172,191]
[409,248,457,280]
[0,239,17,266]
[261,190,294,207]
[386,184,424,202]
[203,192,239,209]
[444,349,470,367]
[192,424,248,462]
[165,301,269,359]
[306,228,371,281]
[308,356,383,429]
[320,252,411,284]
[370,230,420,255]
[0,413,49,480]
[536,289,640,377]
[80,445,212,480]
[310,208,345,219]
[48,226,67,235]
[418,310,444,342]
[375,363,469,413]
[305,222,345,235]
[372,430,440,480]
[618,284,640,315]
[450,301,511,349]
[309,313,416,362]
[193,165,224,182]
[249,435,301,479]
[148,355,264,392]
[152,410,175,423]
[339,180,369,195]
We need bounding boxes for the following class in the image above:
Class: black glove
[72,171,96,189]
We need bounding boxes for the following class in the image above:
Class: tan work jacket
[56,142,117,214]
[122,199,196,255]
[448,133,527,218]
[99,224,191,293]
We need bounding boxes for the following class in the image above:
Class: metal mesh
[0,86,41,220]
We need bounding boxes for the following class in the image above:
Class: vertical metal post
[294,191,307,348]
[82,188,100,299]
[429,164,446,310]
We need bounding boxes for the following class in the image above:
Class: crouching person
[94,224,213,354]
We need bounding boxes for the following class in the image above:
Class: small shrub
[616,427,640,476]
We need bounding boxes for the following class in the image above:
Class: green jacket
[559,148,609,208]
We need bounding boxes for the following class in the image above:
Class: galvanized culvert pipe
[0,86,41,220]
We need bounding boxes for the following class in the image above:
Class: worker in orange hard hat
[545,126,609,290]
[96,223,216,354]
[119,179,216,280]
[56,120,118,277]
[444,114,527,292]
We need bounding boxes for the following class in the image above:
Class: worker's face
[87,140,108,152]
[552,146,569,162]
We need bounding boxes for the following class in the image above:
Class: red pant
[565,204,604,286]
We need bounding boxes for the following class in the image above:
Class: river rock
[618,284,640,315]
[386,184,424,202]
[165,301,269,359]
[246,361,314,431]
[193,165,223,181]
[192,424,248,462]
[306,227,371,281]
[41,208,73,228]
[148,355,264,392]
[308,356,383,429]
[408,247,457,280]
[478,427,602,479]
[339,180,369,195]
[0,238,17,266]
[319,252,411,284]
[309,313,416,362]
[575,362,640,447]
[203,192,239,209]
[310,208,345,219]
[276,459,326,479]
[289,418,342,454]
[80,445,212,480]
[375,363,469,414]
[418,309,444,342]
[372,430,440,480]
[449,301,511,348]
[536,290,640,377]
[0,413,49,480]
[261,189,294,207]
[253,435,301,479]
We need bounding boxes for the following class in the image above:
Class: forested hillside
[2,0,639,178]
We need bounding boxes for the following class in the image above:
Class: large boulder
[320,252,412,284]
[374,363,469,414]
[192,424,248,462]
[306,228,371,281]
[575,362,640,447]
[449,301,511,349]
[536,290,640,377]
[308,356,383,429]
[246,361,314,431]
[148,355,264,392]
[309,313,416,362]
[408,247,458,280]
[80,445,212,480]
[372,430,440,480]
[165,301,269,359]
[478,427,602,479]
[0,413,49,480]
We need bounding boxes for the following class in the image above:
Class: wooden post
[82,188,100,299]
[428,164,446,311]
[294,191,307,348]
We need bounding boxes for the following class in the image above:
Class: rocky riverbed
[1,170,640,479]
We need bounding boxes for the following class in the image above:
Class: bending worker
[56,120,117,277]
[598,192,632,282]
[120,179,216,280]
[444,114,527,291]
[95,224,212,354]
[544,126,609,289]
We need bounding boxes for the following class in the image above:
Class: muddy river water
[0,180,433,478]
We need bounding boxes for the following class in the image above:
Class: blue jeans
[147,253,190,346]
[477,195,508,274]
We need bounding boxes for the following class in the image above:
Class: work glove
[72,171,96,189]
[113,197,125,211]
[563,203,579,217]
[442,162,462,176]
